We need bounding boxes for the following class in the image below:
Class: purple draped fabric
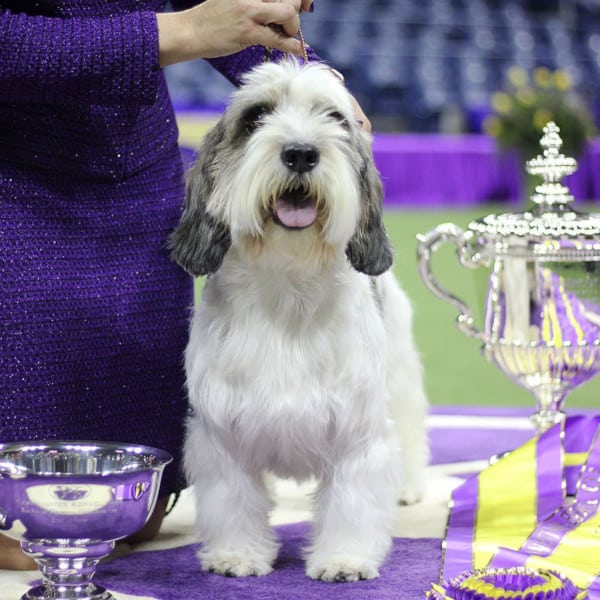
[372,134,600,207]
[0,0,320,497]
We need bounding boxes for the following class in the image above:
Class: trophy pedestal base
[530,410,565,433]
[21,584,114,600]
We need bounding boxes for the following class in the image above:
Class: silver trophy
[0,440,172,600]
[417,122,600,432]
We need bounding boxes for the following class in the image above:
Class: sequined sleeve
[207,46,321,87]
[0,9,160,105]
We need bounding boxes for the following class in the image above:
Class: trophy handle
[416,223,486,340]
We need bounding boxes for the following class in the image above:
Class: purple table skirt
[372,134,600,207]
[180,134,600,208]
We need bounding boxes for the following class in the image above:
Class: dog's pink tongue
[276,198,317,228]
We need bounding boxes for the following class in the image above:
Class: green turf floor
[385,205,600,410]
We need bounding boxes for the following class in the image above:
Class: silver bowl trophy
[417,122,600,432]
[0,441,172,600]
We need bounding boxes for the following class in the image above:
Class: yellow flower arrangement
[483,66,596,159]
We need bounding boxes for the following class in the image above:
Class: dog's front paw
[200,551,273,577]
[398,478,426,505]
[306,557,379,583]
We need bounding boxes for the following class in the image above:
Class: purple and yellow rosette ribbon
[427,567,587,599]
[436,416,600,599]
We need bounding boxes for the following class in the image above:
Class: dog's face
[170,60,392,276]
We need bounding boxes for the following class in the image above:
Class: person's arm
[160,0,318,86]
[156,0,308,67]
[163,0,370,130]
[0,9,160,105]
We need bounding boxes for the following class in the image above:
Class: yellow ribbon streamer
[473,436,539,568]
[471,421,600,591]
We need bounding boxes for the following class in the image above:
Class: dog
[170,60,429,583]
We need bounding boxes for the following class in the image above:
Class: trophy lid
[468,122,600,258]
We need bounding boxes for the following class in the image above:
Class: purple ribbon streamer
[588,578,600,600]
[443,416,600,590]
[491,417,600,569]
[564,416,600,494]
[536,420,566,521]
[442,476,478,582]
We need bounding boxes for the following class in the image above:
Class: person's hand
[158,0,314,66]
[349,94,371,133]
[298,0,314,12]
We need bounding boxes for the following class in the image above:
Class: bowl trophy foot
[20,541,116,600]
[21,584,114,600]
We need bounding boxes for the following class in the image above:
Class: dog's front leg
[305,434,401,582]
[185,423,279,577]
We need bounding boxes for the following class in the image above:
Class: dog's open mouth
[273,187,318,230]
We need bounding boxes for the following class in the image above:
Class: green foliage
[484,66,596,160]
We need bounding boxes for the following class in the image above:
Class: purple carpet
[99,523,441,600]
[87,409,595,600]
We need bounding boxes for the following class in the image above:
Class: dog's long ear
[169,121,232,277]
[345,135,394,276]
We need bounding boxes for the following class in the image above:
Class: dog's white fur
[170,60,429,582]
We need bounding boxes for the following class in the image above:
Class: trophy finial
[525,121,578,207]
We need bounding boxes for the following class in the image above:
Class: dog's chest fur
[185,260,390,478]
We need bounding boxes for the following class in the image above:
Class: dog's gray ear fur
[169,121,231,277]
[345,136,394,275]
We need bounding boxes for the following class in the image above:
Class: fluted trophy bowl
[416,122,600,432]
[0,440,172,600]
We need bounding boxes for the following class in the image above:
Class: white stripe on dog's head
[170,60,392,276]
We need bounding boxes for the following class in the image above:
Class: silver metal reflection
[417,122,600,432]
[0,441,172,600]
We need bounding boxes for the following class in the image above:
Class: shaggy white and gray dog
[170,60,429,583]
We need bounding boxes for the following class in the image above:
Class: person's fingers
[255,24,304,57]
[359,118,372,133]
[263,0,312,15]
[262,0,302,10]
[256,3,300,37]
[349,94,372,133]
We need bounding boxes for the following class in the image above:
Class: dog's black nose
[281,143,320,173]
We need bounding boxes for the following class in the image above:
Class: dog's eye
[242,104,271,134]
[328,110,350,129]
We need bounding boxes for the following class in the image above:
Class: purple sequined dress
[0,1,318,497]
